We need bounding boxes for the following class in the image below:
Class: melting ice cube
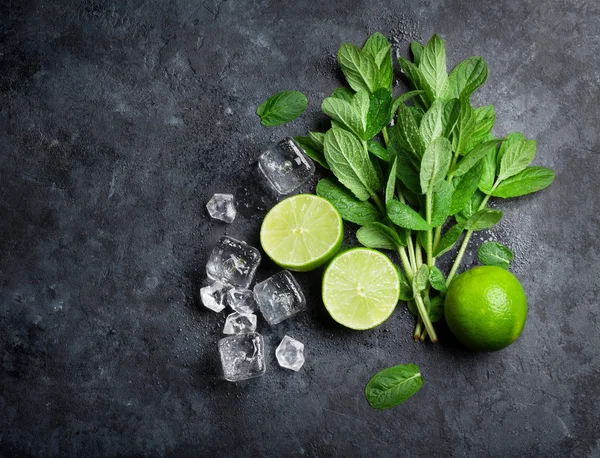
[206,193,236,223]
[206,236,261,288]
[253,270,306,325]
[275,335,305,371]
[258,138,315,194]
[218,332,266,381]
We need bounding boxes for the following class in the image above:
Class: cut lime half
[260,194,343,272]
[322,248,399,330]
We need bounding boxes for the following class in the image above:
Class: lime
[322,248,399,330]
[260,194,343,272]
[445,266,528,351]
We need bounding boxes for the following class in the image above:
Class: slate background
[1,0,599,456]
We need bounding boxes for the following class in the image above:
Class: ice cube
[253,270,306,325]
[206,193,236,223]
[258,138,315,194]
[206,236,261,288]
[226,288,258,314]
[275,335,305,371]
[218,332,266,381]
[200,280,229,312]
[223,312,257,335]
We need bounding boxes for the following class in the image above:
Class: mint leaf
[452,96,476,156]
[410,41,424,65]
[294,136,329,169]
[398,268,414,301]
[413,265,429,292]
[321,90,369,138]
[419,34,449,100]
[496,132,525,169]
[330,87,355,102]
[338,43,380,93]
[457,189,485,222]
[431,180,453,227]
[398,56,434,106]
[450,160,483,215]
[256,90,308,126]
[478,138,497,194]
[468,105,495,151]
[324,128,382,201]
[386,156,398,204]
[492,166,555,198]
[316,178,381,225]
[498,139,537,181]
[465,208,503,231]
[428,266,447,293]
[394,149,422,195]
[367,139,390,162]
[357,222,405,250]
[448,56,488,99]
[452,139,498,178]
[393,103,426,159]
[442,98,460,138]
[419,99,444,146]
[366,88,393,138]
[420,136,453,195]
[365,364,423,410]
[433,222,465,257]
[477,241,513,269]
[427,296,444,322]
[387,200,431,231]
[363,32,393,89]
[391,90,425,117]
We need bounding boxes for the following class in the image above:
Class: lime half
[260,194,343,272]
[322,248,399,330]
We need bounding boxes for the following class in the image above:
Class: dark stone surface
[1,0,599,456]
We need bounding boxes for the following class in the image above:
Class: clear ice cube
[206,236,261,288]
[223,312,257,335]
[206,193,236,223]
[200,280,229,312]
[253,270,306,325]
[275,335,305,371]
[258,138,315,194]
[226,288,258,314]
[218,332,266,381]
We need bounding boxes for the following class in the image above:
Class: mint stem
[414,293,438,342]
[425,192,433,267]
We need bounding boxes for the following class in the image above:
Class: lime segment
[322,248,399,330]
[260,194,343,271]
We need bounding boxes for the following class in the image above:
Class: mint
[477,242,513,269]
[256,90,307,126]
[365,364,423,409]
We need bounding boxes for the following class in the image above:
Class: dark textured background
[1,0,599,456]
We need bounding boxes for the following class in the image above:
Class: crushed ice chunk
[218,332,266,381]
[275,335,305,371]
[223,312,257,335]
[206,193,236,223]
[206,236,261,288]
[253,270,306,325]
[258,138,315,194]
[200,280,229,312]
[226,288,258,314]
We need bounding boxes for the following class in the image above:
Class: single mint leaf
[316,178,381,226]
[338,43,380,93]
[428,266,447,293]
[393,103,426,158]
[294,136,329,169]
[465,208,503,232]
[413,265,429,292]
[420,136,453,195]
[331,87,355,102]
[452,96,476,156]
[394,149,422,195]
[256,90,308,126]
[367,139,390,162]
[419,99,444,146]
[387,200,431,231]
[442,98,460,138]
[363,32,393,89]
[386,156,398,204]
[398,268,414,301]
[365,364,423,410]
[468,105,495,151]
[433,222,465,257]
[457,190,485,222]
[411,41,424,65]
[427,296,444,322]
[448,56,488,100]
[419,34,449,100]
[492,166,555,198]
[477,241,513,269]
[498,139,537,182]
[450,160,483,215]
[357,222,405,250]
[324,128,382,201]
[321,90,369,139]
[496,132,525,169]
[478,137,497,194]
[431,180,453,227]
[452,139,498,178]
[366,88,393,138]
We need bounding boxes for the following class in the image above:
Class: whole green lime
[445,266,528,351]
